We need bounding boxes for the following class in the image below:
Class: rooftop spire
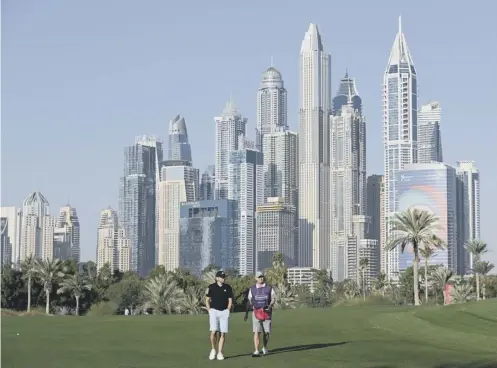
[398,14,402,34]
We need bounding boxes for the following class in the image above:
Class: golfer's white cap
[256,271,265,278]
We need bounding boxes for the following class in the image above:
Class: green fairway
[2,301,497,368]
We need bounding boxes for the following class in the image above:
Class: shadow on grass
[434,362,497,368]
[228,342,347,359]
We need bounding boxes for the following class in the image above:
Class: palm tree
[20,255,37,312]
[359,257,369,300]
[451,281,473,303]
[57,272,92,315]
[343,279,360,300]
[465,240,488,301]
[430,266,453,305]
[419,246,436,303]
[201,268,219,285]
[180,285,206,314]
[385,208,445,306]
[266,252,287,285]
[35,258,64,314]
[142,273,185,314]
[474,261,495,300]
[273,282,297,309]
[373,272,387,297]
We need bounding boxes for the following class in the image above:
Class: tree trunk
[362,271,366,300]
[413,257,421,306]
[424,259,428,304]
[27,277,32,312]
[75,296,80,316]
[45,290,50,315]
[476,273,480,301]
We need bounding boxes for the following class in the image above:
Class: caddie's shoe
[216,352,225,360]
[262,347,268,355]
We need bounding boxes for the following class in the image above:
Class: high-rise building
[418,101,443,163]
[168,114,193,163]
[262,130,299,262]
[215,99,247,200]
[54,205,80,262]
[119,136,161,277]
[157,161,199,271]
[1,217,12,267]
[41,216,57,261]
[396,163,458,271]
[366,175,383,243]
[383,17,418,279]
[179,199,237,276]
[298,23,332,269]
[456,161,480,273]
[200,165,215,201]
[96,208,131,272]
[330,83,367,281]
[20,192,50,262]
[256,64,287,150]
[228,144,263,275]
[0,207,21,267]
[256,197,296,271]
[332,71,362,115]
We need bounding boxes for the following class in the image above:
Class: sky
[2,0,497,269]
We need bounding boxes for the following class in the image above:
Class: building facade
[456,160,480,274]
[396,163,457,271]
[228,146,263,275]
[179,199,236,276]
[215,100,247,200]
[0,207,21,267]
[330,84,366,281]
[417,101,443,164]
[298,23,332,269]
[383,17,418,279]
[55,205,80,262]
[168,114,192,163]
[20,192,50,262]
[200,165,215,201]
[119,136,160,277]
[157,161,199,271]
[256,197,296,271]
[256,64,287,150]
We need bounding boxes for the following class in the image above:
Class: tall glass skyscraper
[168,114,192,164]
[418,101,443,164]
[298,23,331,269]
[332,71,362,115]
[396,163,457,271]
[383,17,418,279]
[119,136,162,277]
[256,64,287,150]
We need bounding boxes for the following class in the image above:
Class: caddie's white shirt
[247,283,277,301]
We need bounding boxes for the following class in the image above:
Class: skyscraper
[96,208,131,272]
[157,161,199,270]
[20,192,50,262]
[456,160,480,273]
[396,163,458,271]
[256,64,287,150]
[330,80,367,281]
[332,71,362,115]
[228,143,263,275]
[366,175,384,270]
[200,165,215,201]
[383,17,418,279]
[119,136,160,277]
[0,207,21,267]
[418,101,443,163]
[168,114,193,163]
[54,205,80,262]
[215,99,247,200]
[298,23,332,269]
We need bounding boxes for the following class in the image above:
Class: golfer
[244,271,276,356]
[205,270,233,361]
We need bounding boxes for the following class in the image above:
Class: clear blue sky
[2,0,496,267]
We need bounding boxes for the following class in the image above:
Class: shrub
[87,301,118,316]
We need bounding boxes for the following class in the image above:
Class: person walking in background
[244,271,276,357]
[205,270,233,361]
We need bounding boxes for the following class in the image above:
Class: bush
[333,295,395,307]
[87,301,118,316]
[1,307,48,316]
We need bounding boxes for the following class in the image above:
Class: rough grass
[2,300,497,368]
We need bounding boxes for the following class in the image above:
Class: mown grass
[2,300,497,368]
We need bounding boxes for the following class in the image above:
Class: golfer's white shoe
[209,349,216,360]
[262,347,268,355]
[216,352,225,360]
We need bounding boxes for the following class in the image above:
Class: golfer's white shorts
[209,308,230,333]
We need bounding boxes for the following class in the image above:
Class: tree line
[1,209,495,315]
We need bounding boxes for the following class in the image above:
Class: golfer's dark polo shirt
[206,283,233,311]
